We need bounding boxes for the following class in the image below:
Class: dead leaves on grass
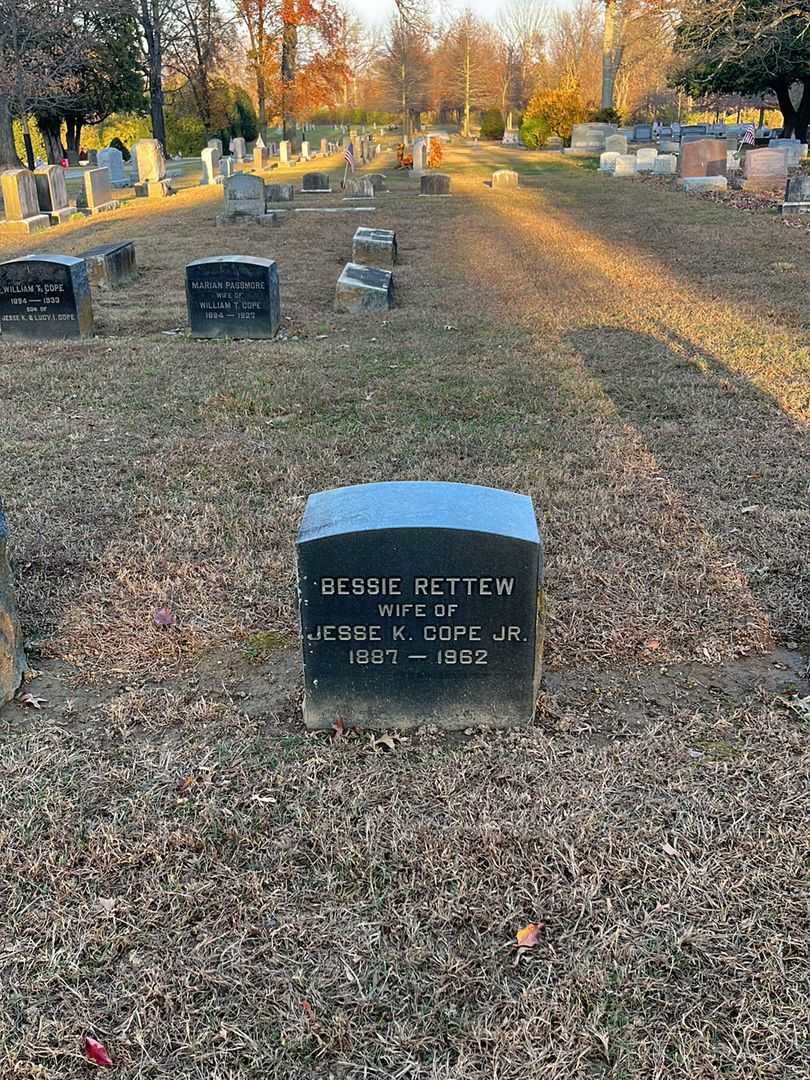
[514,921,544,964]
[15,691,46,709]
[153,606,176,628]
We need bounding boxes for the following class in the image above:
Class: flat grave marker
[0,255,93,339]
[352,227,397,268]
[80,241,137,288]
[186,255,280,338]
[335,262,393,313]
[297,481,544,730]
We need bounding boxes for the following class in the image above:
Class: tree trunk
[601,0,624,111]
[257,69,267,126]
[281,20,297,141]
[463,37,470,138]
[141,0,167,151]
[65,116,82,164]
[0,95,20,169]
[773,78,798,138]
[20,115,35,169]
[37,116,64,163]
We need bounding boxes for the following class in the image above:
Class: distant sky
[349,0,576,31]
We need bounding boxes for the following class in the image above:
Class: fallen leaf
[84,1035,113,1067]
[175,774,197,794]
[153,606,176,628]
[97,897,116,916]
[644,638,661,652]
[516,922,543,948]
[662,841,679,857]
[332,717,346,738]
[372,733,400,751]
[15,692,46,709]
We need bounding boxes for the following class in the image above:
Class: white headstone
[636,148,659,172]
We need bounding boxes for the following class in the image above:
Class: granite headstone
[0,255,93,339]
[185,255,280,338]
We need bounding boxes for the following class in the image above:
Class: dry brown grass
[1,141,809,1078]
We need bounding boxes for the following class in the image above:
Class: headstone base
[135,179,173,198]
[48,207,80,226]
[740,178,785,193]
[84,200,120,215]
[215,210,278,227]
[781,201,810,216]
[80,241,137,287]
[0,214,51,235]
[299,187,332,194]
[677,176,728,192]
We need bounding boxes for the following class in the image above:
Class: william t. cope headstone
[297,481,544,730]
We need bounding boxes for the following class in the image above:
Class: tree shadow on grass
[567,324,810,646]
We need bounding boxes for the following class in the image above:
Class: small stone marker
[82,167,118,213]
[742,148,787,192]
[366,173,386,192]
[301,141,310,160]
[605,133,627,154]
[782,175,810,216]
[636,148,658,172]
[420,173,451,196]
[492,169,519,188]
[335,262,393,313]
[320,138,328,155]
[599,152,620,173]
[97,147,128,188]
[279,141,291,165]
[80,241,137,288]
[302,171,331,192]
[220,156,234,178]
[613,155,638,177]
[768,138,804,168]
[352,227,397,268]
[0,255,93,339]
[0,502,27,706]
[410,139,427,175]
[0,169,51,234]
[546,136,563,151]
[231,136,246,162]
[565,123,616,155]
[207,137,223,156]
[296,481,543,730]
[653,154,677,176]
[186,255,280,338]
[34,165,78,225]
[265,182,294,203]
[633,123,652,142]
[201,146,221,185]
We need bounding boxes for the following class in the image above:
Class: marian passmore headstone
[0,502,27,706]
[186,255,280,338]
[0,255,93,339]
[296,481,544,730]
[352,227,397,268]
[335,263,393,313]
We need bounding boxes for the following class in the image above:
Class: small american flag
[344,141,355,173]
[742,124,756,146]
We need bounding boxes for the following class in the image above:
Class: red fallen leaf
[331,717,346,738]
[301,999,314,1015]
[84,1035,113,1067]
[153,606,176,628]
[644,638,661,652]
[516,922,543,948]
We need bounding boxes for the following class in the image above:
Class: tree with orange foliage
[234,0,345,132]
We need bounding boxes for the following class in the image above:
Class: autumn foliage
[522,75,589,145]
[427,138,443,167]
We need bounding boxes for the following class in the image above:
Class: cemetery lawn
[1,143,809,1079]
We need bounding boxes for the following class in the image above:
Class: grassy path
[0,141,808,1078]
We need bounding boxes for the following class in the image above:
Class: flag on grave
[742,124,756,146]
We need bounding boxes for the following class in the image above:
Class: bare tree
[166,0,230,134]
[377,15,431,139]
[497,0,548,112]
[133,0,180,150]
[435,11,496,136]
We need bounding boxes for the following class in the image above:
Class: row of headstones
[0,138,174,235]
[0,221,396,343]
[600,136,809,207]
[3,479,545,732]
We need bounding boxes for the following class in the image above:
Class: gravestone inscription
[0,255,93,339]
[186,255,280,338]
[297,481,544,730]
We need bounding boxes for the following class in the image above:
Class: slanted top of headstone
[296,481,543,731]
[0,254,93,339]
[336,262,394,312]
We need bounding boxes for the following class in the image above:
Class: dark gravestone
[0,502,27,705]
[420,173,451,196]
[335,262,393,313]
[782,175,810,216]
[80,241,137,287]
[297,482,543,731]
[0,255,93,340]
[265,183,295,203]
[301,171,331,192]
[186,255,280,339]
